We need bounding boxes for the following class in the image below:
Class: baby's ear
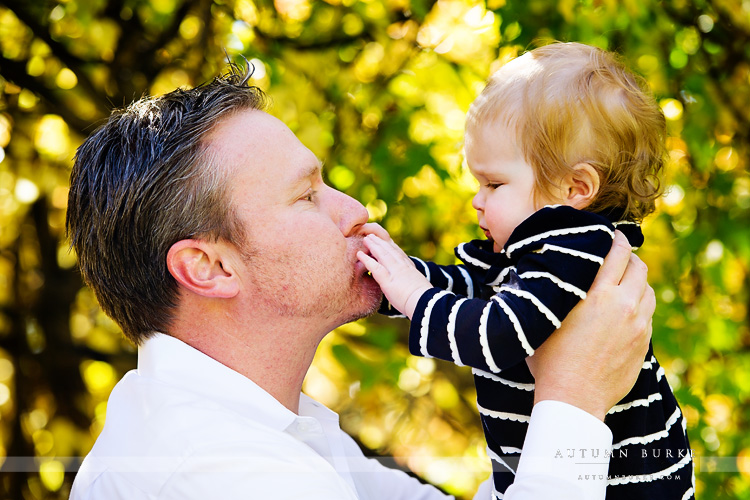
[166,239,240,299]
[561,163,600,209]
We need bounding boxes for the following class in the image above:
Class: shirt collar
[137,333,300,432]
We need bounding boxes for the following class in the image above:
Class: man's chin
[339,275,382,324]
[361,275,384,315]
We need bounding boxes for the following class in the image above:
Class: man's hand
[526,231,655,421]
[357,233,432,319]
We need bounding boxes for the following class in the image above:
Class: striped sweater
[384,205,694,500]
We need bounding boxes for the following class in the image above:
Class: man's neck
[169,305,328,414]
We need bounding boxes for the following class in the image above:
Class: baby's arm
[359,235,559,371]
[357,232,519,370]
[415,211,616,372]
[360,208,619,375]
[379,208,617,375]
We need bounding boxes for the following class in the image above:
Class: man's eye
[302,190,315,202]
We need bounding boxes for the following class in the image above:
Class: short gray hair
[66,64,268,345]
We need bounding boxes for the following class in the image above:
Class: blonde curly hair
[466,42,666,221]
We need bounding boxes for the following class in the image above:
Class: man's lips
[354,258,368,276]
[353,244,373,277]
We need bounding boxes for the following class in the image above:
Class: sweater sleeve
[409,207,618,372]
[379,257,484,318]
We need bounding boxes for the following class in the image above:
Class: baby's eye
[486,182,504,189]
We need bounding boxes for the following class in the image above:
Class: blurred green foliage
[0,0,749,498]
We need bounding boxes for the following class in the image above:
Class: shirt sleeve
[499,400,613,500]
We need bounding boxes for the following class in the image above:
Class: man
[68,66,654,499]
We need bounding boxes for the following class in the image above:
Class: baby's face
[465,122,557,252]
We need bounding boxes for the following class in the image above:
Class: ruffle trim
[607,452,692,486]
[608,392,663,414]
[506,224,614,258]
[518,271,587,300]
[457,266,475,299]
[456,242,492,270]
[479,301,502,373]
[419,290,451,358]
[447,298,467,366]
[412,256,431,282]
[473,368,535,391]
[478,403,530,422]
[613,406,683,450]
[535,244,605,265]
[487,447,518,473]
[500,286,561,329]
[490,296,534,359]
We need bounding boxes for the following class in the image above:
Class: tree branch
[2,0,112,115]
[255,28,372,51]
[660,1,750,143]
[2,0,89,66]
[0,54,96,134]
[152,0,194,55]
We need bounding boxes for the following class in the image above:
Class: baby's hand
[357,235,432,319]
[360,222,392,241]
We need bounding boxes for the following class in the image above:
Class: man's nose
[328,187,369,236]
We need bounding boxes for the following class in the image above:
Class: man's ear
[166,239,240,298]
[561,163,600,209]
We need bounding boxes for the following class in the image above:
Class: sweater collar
[456,206,644,273]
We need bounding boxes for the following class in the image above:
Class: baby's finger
[360,222,391,241]
[357,251,390,283]
[363,234,407,269]
[366,234,412,262]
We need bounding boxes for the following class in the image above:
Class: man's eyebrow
[292,161,323,186]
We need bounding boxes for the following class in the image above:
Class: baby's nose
[472,192,484,211]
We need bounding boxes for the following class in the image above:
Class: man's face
[206,110,381,330]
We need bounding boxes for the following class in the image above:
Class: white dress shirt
[71,333,612,500]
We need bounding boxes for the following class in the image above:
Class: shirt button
[297,420,320,434]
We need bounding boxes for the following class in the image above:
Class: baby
[358,42,694,500]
